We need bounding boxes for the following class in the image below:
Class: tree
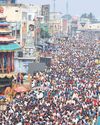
[81,13,88,18]
[40,28,50,38]
[40,24,50,38]
[80,12,97,22]
[88,12,96,21]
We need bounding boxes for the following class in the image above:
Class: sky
[17,0,100,18]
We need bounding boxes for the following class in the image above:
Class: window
[28,15,32,21]
[15,10,18,12]
[22,12,27,20]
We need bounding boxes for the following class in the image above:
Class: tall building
[0,0,16,4]
[41,5,50,23]
[49,12,62,36]
[0,4,42,73]
[11,0,16,3]
[0,8,20,93]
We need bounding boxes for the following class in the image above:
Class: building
[0,4,46,74]
[0,0,16,4]
[0,8,20,73]
[1,4,48,49]
[78,18,91,31]
[41,4,50,23]
[71,16,78,36]
[49,12,62,36]
[0,8,20,93]
[1,4,42,47]
[5,4,42,73]
[78,18,100,31]
[61,14,72,35]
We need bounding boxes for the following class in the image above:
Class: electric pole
[53,0,56,19]
[66,0,69,36]
[66,0,69,16]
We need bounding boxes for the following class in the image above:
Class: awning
[28,62,47,75]
[0,73,15,78]
[14,86,28,93]
[0,22,9,25]
[0,43,20,52]
[0,36,16,42]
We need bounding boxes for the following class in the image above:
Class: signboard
[81,23,86,27]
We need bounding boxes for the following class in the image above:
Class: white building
[2,4,42,47]
[49,12,62,36]
[1,4,43,73]
[78,18,100,31]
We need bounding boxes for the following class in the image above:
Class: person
[17,73,20,83]
[0,31,99,124]
[20,73,23,84]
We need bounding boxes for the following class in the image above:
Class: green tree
[81,12,97,22]
[40,24,50,38]
[81,13,88,18]
[88,12,96,21]
[40,28,50,38]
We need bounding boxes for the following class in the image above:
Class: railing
[0,68,7,73]
[0,67,13,73]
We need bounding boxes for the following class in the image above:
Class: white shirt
[16,122,22,125]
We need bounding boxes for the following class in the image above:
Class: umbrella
[14,86,28,93]
[37,92,43,99]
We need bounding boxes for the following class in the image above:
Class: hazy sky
[17,0,100,18]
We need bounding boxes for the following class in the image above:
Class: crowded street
[0,31,100,125]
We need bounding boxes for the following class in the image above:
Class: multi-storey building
[78,17,100,32]
[41,4,50,23]
[1,4,42,46]
[0,4,43,73]
[49,12,62,36]
[0,0,16,4]
[0,8,20,93]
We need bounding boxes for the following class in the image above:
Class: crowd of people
[0,31,100,125]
